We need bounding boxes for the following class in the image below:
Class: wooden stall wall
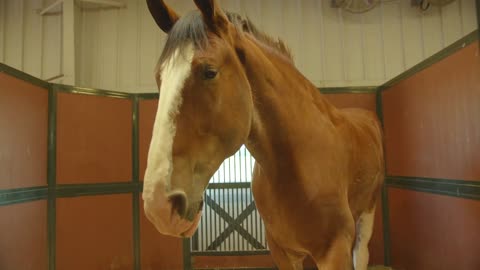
[382,39,480,270]
[55,90,135,270]
[0,70,49,270]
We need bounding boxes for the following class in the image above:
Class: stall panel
[139,194,183,270]
[383,43,480,180]
[56,93,132,184]
[0,200,47,270]
[56,194,133,270]
[0,73,48,189]
[193,255,275,269]
[139,99,158,181]
[389,188,480,270]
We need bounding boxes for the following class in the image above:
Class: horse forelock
[155,10,292,73]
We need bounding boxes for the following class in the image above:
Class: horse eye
[204,69,218,80]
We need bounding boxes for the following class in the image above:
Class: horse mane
[158,10,292,68]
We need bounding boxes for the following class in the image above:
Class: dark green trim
[183,238,193,270]
[381,184,391,266]
[47,86,57,270]
[53,83,133,99]
[191,250,271,256]
[375,89,384,128]
[207,182,251,189]
[378,85,390,265]
[386,176,480,200]
[319,86,378,94]
[134,87,378,100]
[476,0,480,40]
[131,96,141,270]
[55,182,139,197]
[0,186,48,206]
[136,92,159,99]
[0,62,50,89]
[132,191,141,270]
[379,30,478,92]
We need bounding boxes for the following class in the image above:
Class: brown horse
[142,1,384,269]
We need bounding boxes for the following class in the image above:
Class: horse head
[143,0,253,238]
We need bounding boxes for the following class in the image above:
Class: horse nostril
[168,192,187,218]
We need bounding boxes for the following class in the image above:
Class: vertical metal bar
[202,197,206,251]
[231,155,235,252]
[183,238,192,270]
[254,208,263,250]
[234,153,240,252]
[209,190,213,251]
[243,147,248,250]
[214,186,218,250]
[47,85,57,270]
[248,190,254,251]
[206,189,213,251]
[220,187,224,251]
[376,89,391,266]
[476,0,480,42]
[131,96,140,270]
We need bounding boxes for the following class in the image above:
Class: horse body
[243,35,384,268]
[143,1,384,269]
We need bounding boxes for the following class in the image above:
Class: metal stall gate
[187,146,269,261]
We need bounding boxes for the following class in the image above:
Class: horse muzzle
[143,188,203,238]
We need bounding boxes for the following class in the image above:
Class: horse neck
[242,36,339,178]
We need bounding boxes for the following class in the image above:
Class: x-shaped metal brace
[203,194,266,250]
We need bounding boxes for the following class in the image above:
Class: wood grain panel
[389,188,480,270]
[0,200,47,270]
[369,197,385,266]
[56,194,133,270]
[56,92,132,184]
[139,99,158,181]
[140,192,183,270]
[383,43,480,181]
[0,73,48,189]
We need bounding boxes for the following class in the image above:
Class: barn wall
[0,70,49,270]
[0,0,63,82]
[1,0,477,92]
[74,0,477,92]
[381,38,480,269]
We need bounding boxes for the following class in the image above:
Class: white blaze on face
[143,43,194,200]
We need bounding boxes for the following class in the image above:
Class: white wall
[0,0,478,92]
[0,0,63,82]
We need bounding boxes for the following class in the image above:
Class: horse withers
[142,1,384,269]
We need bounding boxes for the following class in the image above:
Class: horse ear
[146,0,180,33]
[193,0,229,30]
